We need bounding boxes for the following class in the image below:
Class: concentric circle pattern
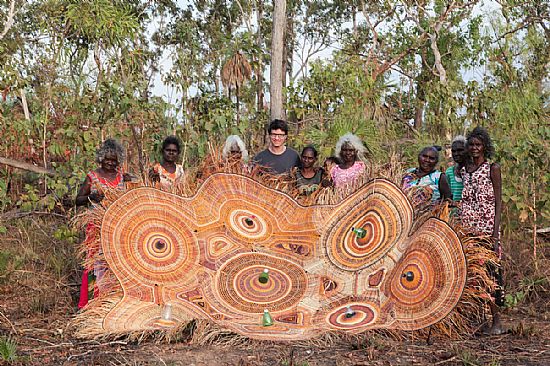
[383,218,466,330]
[86,177,468,341]
[322,194,405,271]
[313,297,380,332]
[326,303,377,329]
[101,189,199,287]
[214,253,307,314]
[387,248,438,308]
[228,209,269,239]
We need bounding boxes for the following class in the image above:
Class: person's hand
[321,178,333,188]
[148,167,160,183]
[89,191,104,203]
[123,173,137,182]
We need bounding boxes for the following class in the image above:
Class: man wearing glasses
[253,119,301,174]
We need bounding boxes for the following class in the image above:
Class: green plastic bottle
[351,227,367,239]
[345,306,356,319]
[262,309,273,326]
[258,268,269,284]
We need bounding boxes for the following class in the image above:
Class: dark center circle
[155,240,166,251]
[402,271,415,282]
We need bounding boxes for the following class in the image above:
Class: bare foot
[487,314,505,335]
[478,321,491,335]
[486,325,505,335]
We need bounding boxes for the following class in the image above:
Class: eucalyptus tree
[270,0,286,121]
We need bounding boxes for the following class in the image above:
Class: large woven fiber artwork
[75,173,468,341]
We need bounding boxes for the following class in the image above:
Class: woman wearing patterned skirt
[461,126,504,335]
[75,139,130,308]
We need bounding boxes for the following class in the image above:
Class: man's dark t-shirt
[253,148,301,174]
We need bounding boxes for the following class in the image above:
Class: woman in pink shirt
[331,133,368,188]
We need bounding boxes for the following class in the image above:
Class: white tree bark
[269,0,287,121]
[0,0,17,40]
[430,23,447,84]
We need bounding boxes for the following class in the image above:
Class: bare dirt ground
[1,216,549,366]
[2,295,549,366]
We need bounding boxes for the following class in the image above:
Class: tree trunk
[270,0,287,121]
[284,6,294,90]
[236,84,240,124]
[256,0,264,113]
[414,99,424,130]
[414,43,430,131]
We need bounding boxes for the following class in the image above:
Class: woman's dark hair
[467,126,494,159]
[268,119,289,134]
[162,135,181,153]
[419,145,441,162]
[301,145,318,158]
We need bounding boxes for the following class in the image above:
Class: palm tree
[221,52,252,123]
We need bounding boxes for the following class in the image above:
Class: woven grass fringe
[72,152,497,343]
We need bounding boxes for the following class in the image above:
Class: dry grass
[0,163,549,364]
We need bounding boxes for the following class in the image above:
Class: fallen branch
[0,309,17,334]
[67,350,94,361]
[0,156,55,176]
[0,209,67,221]
[434,356,457,365]
[527,227,550,234]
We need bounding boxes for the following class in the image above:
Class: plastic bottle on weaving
[258,268,269,284]
[345,305,356,319]
[156,302,175,327]
[350,227,366,239]
[262,309,273,326]
[161,303,172,321]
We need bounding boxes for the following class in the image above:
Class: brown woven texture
[72,161,495,341]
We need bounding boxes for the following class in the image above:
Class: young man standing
[253,119,300,174]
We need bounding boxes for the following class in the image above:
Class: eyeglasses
[270,133,287,139]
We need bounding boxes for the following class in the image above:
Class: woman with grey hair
[330,133,368,187]
[222,135,249,164]
[76,139,130,206]
[75,138,132,309]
